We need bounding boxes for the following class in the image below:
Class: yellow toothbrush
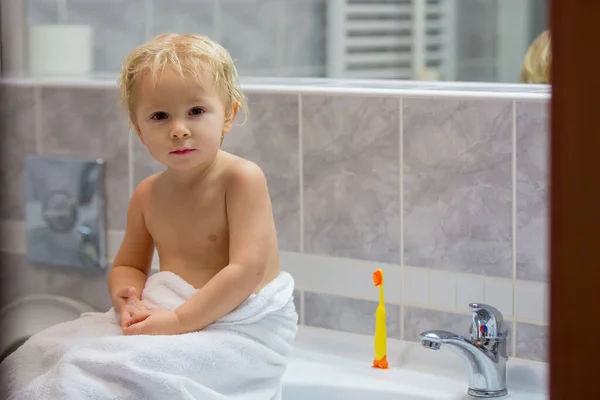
[372,269,389,369]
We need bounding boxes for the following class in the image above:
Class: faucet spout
[419,330,508,398]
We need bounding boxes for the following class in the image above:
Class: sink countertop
[287,326,548,399]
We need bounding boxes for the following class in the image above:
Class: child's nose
[169,126,191,139]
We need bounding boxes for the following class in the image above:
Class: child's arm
[108,181,155,312]
[173,163,272,333]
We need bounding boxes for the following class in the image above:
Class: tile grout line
[34,86,42,154]
[399,305,404,341]
[399,96,404,269]
[298,94,304,254]
[296,92,304,324]
[512,100,517,357]
[399,96,405,340]
[512,319,517,358]
[512,100,517,283]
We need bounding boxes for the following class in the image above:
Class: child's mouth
[170,149,195,155]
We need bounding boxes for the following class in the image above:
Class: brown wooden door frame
[549,0,600,398]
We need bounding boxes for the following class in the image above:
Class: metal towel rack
[326,0,455,80]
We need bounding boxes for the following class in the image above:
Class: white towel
[1,271,298,400]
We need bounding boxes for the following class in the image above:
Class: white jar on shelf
[28,24,94,77]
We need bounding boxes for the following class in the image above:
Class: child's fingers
[126,298,148,312]
[126,311,151,327]
[120,310,131,328]
[123,320,148,336]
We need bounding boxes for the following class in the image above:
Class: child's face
[132,67,236,172]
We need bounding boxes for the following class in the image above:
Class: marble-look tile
[403,306,472,341]
[456,275,485,308]
[222,93,300,252]
[403,267,429,305]
[40,88,107,154]
[484,278,514,318]
[67,0,146,72]
[0,252,112,312]
[303,95,400,263]
[0,253,42,306]
[150,0,215,38]
[403,99,512,277]
[106,88,133,214]
[429,271,457,308]
[516,101,549,282]
[514,281,546,322]
[516,322,547,362]
[280,0,325,72]
[0,85,36,219]
[304,292,400,338]
[39,87,130,229]
[26,0,59,24]
[219,0,281,74]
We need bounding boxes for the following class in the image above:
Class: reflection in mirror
[1,0,548,84]
[324,0,548,83]
[520,30,550,84]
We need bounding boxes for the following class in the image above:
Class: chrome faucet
[419,303,509,398]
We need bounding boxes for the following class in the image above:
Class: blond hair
[118,33,248,122]
[520,30,551,84]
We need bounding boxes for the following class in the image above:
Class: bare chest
[144,189,229,256]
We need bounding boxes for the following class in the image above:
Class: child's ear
[223,102,239,134]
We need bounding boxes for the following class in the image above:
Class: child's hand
[113,287,151,328]
[122,309,184,336]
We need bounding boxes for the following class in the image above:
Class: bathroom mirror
[2,0,548,84]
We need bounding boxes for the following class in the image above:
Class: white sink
[282,383,426,400]
[281,327,548,400]
[281,352,466,400]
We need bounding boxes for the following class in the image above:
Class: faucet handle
[469,303,507,341]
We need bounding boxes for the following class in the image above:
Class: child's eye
[189,107,205,116]
[151,112,168,120]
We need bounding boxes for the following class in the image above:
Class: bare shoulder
[130,172,162,205]
[220,153,268,193]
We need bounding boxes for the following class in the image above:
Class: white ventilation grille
[326,0,454,80]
